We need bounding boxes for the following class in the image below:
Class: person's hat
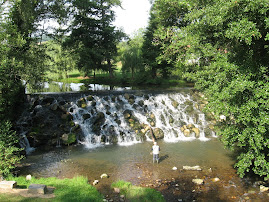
[154,142,157,145]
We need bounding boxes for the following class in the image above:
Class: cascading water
[69,92,213,148]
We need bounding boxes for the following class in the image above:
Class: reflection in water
[26,81,131,94]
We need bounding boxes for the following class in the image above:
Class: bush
[0,121,23,177]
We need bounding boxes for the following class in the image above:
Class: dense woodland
[0,0,268,181]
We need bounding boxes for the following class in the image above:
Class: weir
[17,88,215,152]
[68,90,213,148]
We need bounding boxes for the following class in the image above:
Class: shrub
[0,121,24,177]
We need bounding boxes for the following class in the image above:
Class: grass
[0,177,165,202]
[111,180,165,202]
[3,176,103,202]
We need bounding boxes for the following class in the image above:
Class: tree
[120,29,144,79]
[155,0,269,179]
[65,0,122,78]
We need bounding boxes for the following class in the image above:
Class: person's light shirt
[152,145,160,154]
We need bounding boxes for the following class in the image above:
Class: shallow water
[20,139,232,179]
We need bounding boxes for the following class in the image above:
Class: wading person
[152,142,160,163]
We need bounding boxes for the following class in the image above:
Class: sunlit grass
[4,176,103,202]
[111,180,165,202]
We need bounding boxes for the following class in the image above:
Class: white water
[19,132,35,154]
[69,92,214,148]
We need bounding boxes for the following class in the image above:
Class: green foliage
[6,176,103,202]
[153,0,269,179]
[120,29,144,79]
[65,0,124,77]
[111,180,165,202]
[0,122,23,177]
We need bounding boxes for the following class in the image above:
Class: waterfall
[69,92,213,148]
[19,132,35,154]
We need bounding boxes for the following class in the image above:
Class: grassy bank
[111,180,165,202]
[3,176,103,202]
[1,177,165,202]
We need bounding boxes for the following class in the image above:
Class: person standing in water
[152,142,160,163]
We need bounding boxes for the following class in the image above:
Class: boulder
[123,110,132,119]
[260,185,269,192]
[83,113,91,120]
[100,173,109,179]
[50,103,58,111]
[87,95,94,101]
[172,100,179,108]
[28,184,47,194]
[0,181,17,189]
[183,129,191,137]
[187,124,195,129]
[192,179,204,185]
[192,128,200,138]
[153,128,164,139]
[183,165,202,171]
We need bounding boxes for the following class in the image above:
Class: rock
[26,175,32,181]
[114,187,120,193]
[100,173,109,179]
[183,166,202,171]
[212,178,220,182]
[183,129,191,137]
[260,185,269,192]
[83,113,91,120]
[93,180,99,185]
[187,124,195,129]
[123,110,132,119]
[172,167,177,171]
[153,128,164,139]
[50,103,58,111]
[192,179,204,185]
[138,100,144,107]
[62,134,69,142]
[0,181,17,189]
[192,128,200,138]
[87,95,94,101]
[172,100,179,108]
[28,184,47,194]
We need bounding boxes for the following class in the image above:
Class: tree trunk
[108,59,113,78]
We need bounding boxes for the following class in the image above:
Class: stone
[192,128,200,138]
[212,178,220,182]
[192,179,204,185]
[183,129,191,137]
[50,103,58,111]
[172,167,178,171]
[26,175,32,181]
[0,181,17,189]
[100,173,109,179]
[260,185,269,192]
[187,124,195,129]
[114,187,120,193]
[183,166,202,171]
[28,184,47,194]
